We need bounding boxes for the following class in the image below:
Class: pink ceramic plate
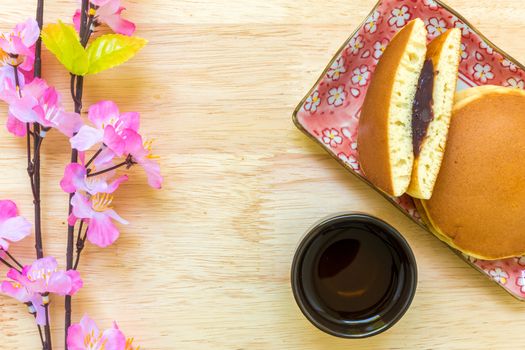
[293,0,525,300]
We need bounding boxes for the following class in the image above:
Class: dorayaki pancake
[419,85,525,259]
[358,18,428,196]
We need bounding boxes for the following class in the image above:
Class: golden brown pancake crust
[421,86,525,259]
[358,20,422,196]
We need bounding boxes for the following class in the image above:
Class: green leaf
[86,34,147,75]
[41,21,89,76]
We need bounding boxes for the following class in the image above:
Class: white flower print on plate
[426,17,447,37]
[327,86,346,107]
[488,267,509,284]
[507,78,525,89]
[351,65,370,86]
[388,6,411,28]
[423,0,439,10]
[327,57,346,81]
[460,43,468,60]
[479,41,494,54]
[473,63,494,83]
[348,35,364,55]
[341,127,358,151]
[338,153,359,170]
[517,272,525,293]
[515,256,525,266]
[322,129,343,148]
[364,10,380,33]
[454,19,471,37]
[501,58,518,72]
[304,90,321,112]
[373,39,389,60]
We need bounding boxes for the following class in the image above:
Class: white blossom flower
[480,41,494,54]
[388,6,411,28]
[373,39,388,60]
[304,90,321,112]
[488,267,509,284]
[426,17,447,37]
[365,10,380,33]
[322,129,343,147]
[473,63,494,83]
[327,57,346,81]
[327,86,346,107]
[348,35,364,55]
[351,66,370,86]
[507,77,524,89]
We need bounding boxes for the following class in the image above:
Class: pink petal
[72,10,81,33]
[1,279,30,302]
[87,212,121,247]
[0,216,32,244]
[30,295,47,326]
[23,78,48,98]
[66,270,83,295]
[28,257,58,280]
[91,0,112,6]
[9,94,40,123]
[16,18,40,48]
[140,158,163,189]
[60,163,88,193]
[66,324,87,350]
[0,200,19,221]
[93,147,116,168]
[88,100,120,128]
[71,193,95,220]
[106,175,128,193]
[79,314,100,336]
[102,13,136,36]
[70,125,104,151]
[7,113,27,137]
[54,111,83,137]
[102,327,127,350]
[104,125,126,156]
[122,129,147,159]
[46,271,72,295]
[119,111,140,131]
[105,209,128,225]
[12,36,33,57]
[0,38,11,54]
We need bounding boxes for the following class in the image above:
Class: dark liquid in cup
[315,227,397,319]
[296,218,415,336]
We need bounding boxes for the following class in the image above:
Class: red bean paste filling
[412,59,435,157]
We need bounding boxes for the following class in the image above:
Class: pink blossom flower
[0,18,40,71]
[0,78,83,137]
[67,314,126,350]
[0,200,31,250]
[74,0,136,36]
[61,163,128,195]
[1,257,82,325]
[70,192,128,247]
[122,129,163,189]
[71,100,140,157]
[1,272,46,325]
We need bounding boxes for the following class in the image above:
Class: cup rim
[290,212,418,339]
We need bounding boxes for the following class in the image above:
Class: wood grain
[0,0,524,349]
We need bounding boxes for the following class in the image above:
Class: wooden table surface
[0,0,525,349]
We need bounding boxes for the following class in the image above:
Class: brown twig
[65,0,91,346]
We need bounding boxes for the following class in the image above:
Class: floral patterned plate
[293,0,525,300]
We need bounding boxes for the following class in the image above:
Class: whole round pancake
[420,86,525,259]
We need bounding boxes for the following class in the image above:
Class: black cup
[291,213,417,338]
